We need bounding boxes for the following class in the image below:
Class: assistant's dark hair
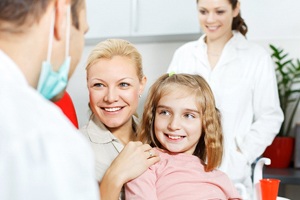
[229,0,247,36]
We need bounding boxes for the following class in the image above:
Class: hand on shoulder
[107,141,160,184]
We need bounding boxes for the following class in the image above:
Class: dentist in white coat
[0,0,98,199]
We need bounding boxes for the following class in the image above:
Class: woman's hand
[112,141,160,182]
[100,141,160,200]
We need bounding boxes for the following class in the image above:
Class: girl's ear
[233,1,240,18]
[53,0,70,40]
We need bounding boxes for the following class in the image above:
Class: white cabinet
[85,0,132,39]
[85,0,200,40]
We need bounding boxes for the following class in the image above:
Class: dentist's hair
[71,0,85,30]
[139,73,223,171]
[0,0,84,32]
[0,0,52,32]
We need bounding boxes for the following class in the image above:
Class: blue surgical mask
[37,6,71,100]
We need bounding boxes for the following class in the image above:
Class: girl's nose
[167,115,181,131]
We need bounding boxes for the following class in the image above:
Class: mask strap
[46,9,55,62]
[65,5,71,58]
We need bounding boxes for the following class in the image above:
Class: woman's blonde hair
[139,73,223,171]
[85,39,144,81]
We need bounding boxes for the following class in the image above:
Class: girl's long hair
[139,73,223,171]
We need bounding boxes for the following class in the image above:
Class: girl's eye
[185,113,195,119]
[159,110,170,116]
[120,82,130,87]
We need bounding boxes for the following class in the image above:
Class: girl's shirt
[125,148,241,200]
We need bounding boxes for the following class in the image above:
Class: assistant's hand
[100,141,160,200]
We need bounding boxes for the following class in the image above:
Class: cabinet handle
[132,0,138,34]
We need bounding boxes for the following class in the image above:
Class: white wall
[68,0,300,128]
[241,0,300,41]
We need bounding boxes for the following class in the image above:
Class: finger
[141,144,152,152]
[145,149,159,159]
[146,155,160,166]
[145,150,154,159]
[148,150,154,158]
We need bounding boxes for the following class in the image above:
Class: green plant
[270,44,300,137]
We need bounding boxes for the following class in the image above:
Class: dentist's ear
[53,0,71,41]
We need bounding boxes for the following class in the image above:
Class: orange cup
[260,178,281,200]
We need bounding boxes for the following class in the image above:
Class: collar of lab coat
[193,31,249,66]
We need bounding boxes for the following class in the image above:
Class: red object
[260,179,280,200]
[263,137,295,168]
[54,91,79,129]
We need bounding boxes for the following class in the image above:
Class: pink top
[125,148,241,200]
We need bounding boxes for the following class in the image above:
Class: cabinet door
[132,0,200,36]
[85,0,131,39]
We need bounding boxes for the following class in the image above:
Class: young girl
[125,73,241,200]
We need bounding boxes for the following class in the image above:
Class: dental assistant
[167,0,283,198]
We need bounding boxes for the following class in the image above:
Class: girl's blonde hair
[85,38,144,81]
[139,73,223,171]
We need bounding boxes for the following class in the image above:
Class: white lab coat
[0,50,99,200]
[168,31,284,195]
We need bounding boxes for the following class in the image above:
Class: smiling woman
[80,39,160,200]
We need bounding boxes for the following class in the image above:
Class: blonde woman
[80,39,160,200]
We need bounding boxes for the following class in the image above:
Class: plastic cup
[260,178,280,200]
